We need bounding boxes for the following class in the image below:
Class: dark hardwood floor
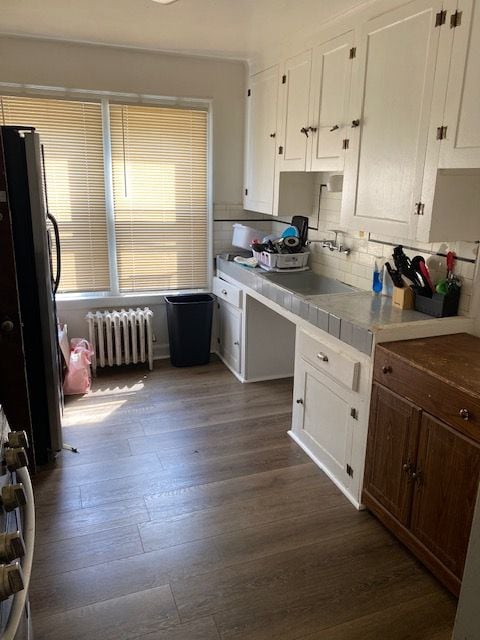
[31,358,456,639]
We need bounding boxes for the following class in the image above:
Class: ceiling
[0,0,368,61]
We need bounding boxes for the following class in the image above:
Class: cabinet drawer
[213,277,242,309]
[297,329,360,391]
[374,348,480,443]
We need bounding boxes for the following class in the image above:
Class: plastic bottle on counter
[372,257,385,295]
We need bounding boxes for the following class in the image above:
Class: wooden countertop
[377,333,480,399]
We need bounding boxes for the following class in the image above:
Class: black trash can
[165,294,214,367]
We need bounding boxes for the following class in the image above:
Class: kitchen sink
[260,270,356,296]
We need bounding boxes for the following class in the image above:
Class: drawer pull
[382,365,392,374]
[221,289,228,295]
[296,398,304,405]
[317,352,329,362]
[459,408,470,421]
[412,470,423,486]
[233,341,240,346]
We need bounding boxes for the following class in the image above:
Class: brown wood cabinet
[364,334,480,596]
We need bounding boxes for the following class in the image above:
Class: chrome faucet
[306,230,351,255]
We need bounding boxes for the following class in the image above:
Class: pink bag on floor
[63,339,94,396]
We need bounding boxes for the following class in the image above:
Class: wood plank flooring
[31,358,456,640]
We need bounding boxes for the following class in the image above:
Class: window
[110,104,208,292]
[1,96,109,292]
[0,95,209,295]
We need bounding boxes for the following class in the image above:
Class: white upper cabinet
[341,0,444,240]
[309,32,355,172]
[440,0,480,168]
[276,34,355,174]
[244,65,279,214]
[277,50,312,171]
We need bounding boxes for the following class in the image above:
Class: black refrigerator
[0,126,63,467]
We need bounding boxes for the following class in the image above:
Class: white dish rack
[258,251,310,272]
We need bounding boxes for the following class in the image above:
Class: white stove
[0,408,34,640]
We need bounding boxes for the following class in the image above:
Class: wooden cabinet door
[292,357,355,491]
[341,0,443,239]
[309,31,355,172]
[410,412,480,578]
[363,384,421,526]
[277,50,312,171]
[440,0,480,168]
[244,65,279,214]
[217,300,242,374]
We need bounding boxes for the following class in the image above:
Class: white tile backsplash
[272,172,479,316]
[213,203,274,255]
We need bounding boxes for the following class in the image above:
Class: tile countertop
[216,256,435,355]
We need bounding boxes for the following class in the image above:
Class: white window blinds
[1,96,109,293]
[109,104,208,293]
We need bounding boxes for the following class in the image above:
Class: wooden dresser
[363,333,480,596]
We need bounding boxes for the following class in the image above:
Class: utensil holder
[414,288,460,318]
[392,286,415,310]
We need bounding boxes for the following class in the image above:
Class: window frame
[0,83,214,302]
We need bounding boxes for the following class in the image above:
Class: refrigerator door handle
[47,212,61,294]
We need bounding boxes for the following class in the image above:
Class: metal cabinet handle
[412,470,423,486]
[296,398,304,405]
[382,365,392,374]
[270,132,276,138]
[459,408,470,421]
[317,352,329,362]
[330,125,340,132]
[233,341,240,346]
[351,119,360,127]
[300,127,309,137]
[0,320,14,334]
[221,289,228,295]
[308,126,317,133]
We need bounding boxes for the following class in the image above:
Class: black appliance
[1,126,63,465]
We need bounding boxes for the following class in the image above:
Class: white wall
[0,35,246,206]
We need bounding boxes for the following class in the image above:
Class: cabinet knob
[296,398,304,405]
[382,365,392,374]
[351,119,360,128]
[317,352,329,362]
[411,470,423,486]
[300,127,309,138]
[459,408,470,421]
[269,132,276,138]
[308,126,317,133]
[221,289,228,295]
[330,125,340,132]
[233,341,240,346]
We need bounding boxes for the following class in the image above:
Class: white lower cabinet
[290,328,366,506]
[216,299,242,376]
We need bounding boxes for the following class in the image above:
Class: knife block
[392,286,415,310]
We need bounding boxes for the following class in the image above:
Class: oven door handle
[0,466,35,640]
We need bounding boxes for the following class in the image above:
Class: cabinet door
[292,357,354,490]
[244,66,279,214]
[277,50,312,171]
[341,0,443,239]
[410,412,480,578]
[363,384,421,526]
[309,32,355,172]
[440,0,480,168]
[217,300,242,374]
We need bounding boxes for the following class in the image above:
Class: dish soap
[372,257,384,294]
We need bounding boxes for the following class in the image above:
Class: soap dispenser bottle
[372,257,384,294]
